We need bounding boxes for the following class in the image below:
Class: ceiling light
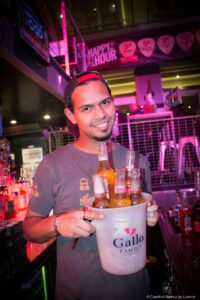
[10,120,17,124]
[176,75,180,79]
[43,114,51,120]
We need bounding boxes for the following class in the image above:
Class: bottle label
[115,186,126,194]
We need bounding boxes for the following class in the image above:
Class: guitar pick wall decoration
[119,41,136,57]
[157,34,175,55]
[176,31,194,51]
[138,38,155,57]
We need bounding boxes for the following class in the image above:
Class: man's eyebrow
[79,103,93,109]
[100,96,113,102]
[78,97,113,110]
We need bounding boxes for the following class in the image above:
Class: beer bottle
[96,142,115,200]
[129,168,145,205]
[125,149,135,196]
[92,174,109,208]
[109,168,131,208]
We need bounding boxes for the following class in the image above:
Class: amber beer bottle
[109,168,131,208]
[96,142,115,200]
[92,174,109,208]
[125,149,135,196]
[129,168,145,205]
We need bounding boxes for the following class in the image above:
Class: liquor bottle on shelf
[125,149,135,196]
[109,168,131,208]
[194,168,200,197]
[193,197,200,238]
[92,174,109,208]
[193,169,200,237]
[180,191,193,237]
[96,142,115,200]
[173,190,182,229]
[5,194,16,220]
[129,168,144,205]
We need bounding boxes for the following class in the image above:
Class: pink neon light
[61,0,70,76]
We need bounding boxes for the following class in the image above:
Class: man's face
[66,80,116,142]
[145,92,154,103]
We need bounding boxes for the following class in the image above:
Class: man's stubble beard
[94,132,112,142]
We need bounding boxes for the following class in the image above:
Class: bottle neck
[130,169,141,193]
[114,169,127,197]
[125,150,135,171]
[97,160,111,170]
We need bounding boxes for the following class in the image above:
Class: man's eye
[81,106,91,112]
[101,98,112,106]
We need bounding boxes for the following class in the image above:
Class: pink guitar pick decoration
[157,34,175,55]
[176,31,194,51]
[119,41,136,57]
[196,29,200,44]
[138,38,155,57]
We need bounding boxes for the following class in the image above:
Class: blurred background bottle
[173,190,182,229]
[194,169,200,197]
[129,168,144,205]
[125,149,135,196]
[109,168,131,208]
[92,174,109,208]
[193,169,200,237]
[180,191,193,237]
[96,142,115,200]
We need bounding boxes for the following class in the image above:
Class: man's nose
[93,105,106,119]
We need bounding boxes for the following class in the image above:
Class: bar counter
[0,214,56,299]
[158,208,200,297]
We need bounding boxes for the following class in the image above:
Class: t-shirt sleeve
[28,158,55,216]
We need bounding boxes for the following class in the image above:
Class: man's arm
[23,208,58,244]
[23,207,104,244]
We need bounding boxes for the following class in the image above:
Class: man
[143,91,157,114]
[23,71,159,300]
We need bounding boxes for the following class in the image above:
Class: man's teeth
[97,122,108,128]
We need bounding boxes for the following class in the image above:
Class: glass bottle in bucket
[109,168,131,208]
[125,149,135,196]
[129,168,145,205]
[92,174,109,208]
[96,142,115,200]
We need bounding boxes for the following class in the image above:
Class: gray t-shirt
[29,143,151,300]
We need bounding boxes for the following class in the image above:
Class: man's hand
[55,209,104,238]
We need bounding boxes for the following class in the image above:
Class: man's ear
[64,108,77,125]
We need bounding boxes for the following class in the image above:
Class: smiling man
[23,71,158,300]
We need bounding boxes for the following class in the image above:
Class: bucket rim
[84,192,152,212]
